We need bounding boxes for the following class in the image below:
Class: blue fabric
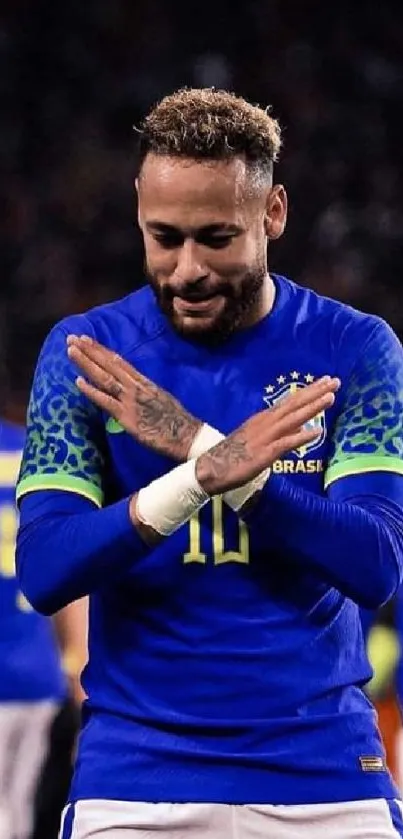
[60,803,75,839]
[17,491,149,614]
[15,276,403,804]
[244,472,403,609]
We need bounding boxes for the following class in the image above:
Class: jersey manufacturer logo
[359,755,386,773]
[105,417,124,434]
[263,371,327,458]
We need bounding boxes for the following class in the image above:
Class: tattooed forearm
[195,431,253,495]
[136,389,201,459]
[68,335,203,461]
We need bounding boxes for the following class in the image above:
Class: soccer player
[32,597,89,839]
[0,417,66,839]
[15,89,403,837]
[0,417,88,839]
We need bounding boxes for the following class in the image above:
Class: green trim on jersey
[16,473,103,508]
[324,455,403,489]
[106,417,125,434]
[17,324,106,512]
[325,321,403,491]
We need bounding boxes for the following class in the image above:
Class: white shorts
[0,700,58,839]
[60,798,403,839]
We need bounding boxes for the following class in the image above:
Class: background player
[15,89,403,838]
[0,416,65,839]
[0,416,88,839]
[31,598,88,839]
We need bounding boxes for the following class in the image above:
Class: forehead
[137,154,259,225]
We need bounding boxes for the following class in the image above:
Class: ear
[264,185,288,240]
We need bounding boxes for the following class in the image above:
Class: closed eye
[197,234,235,249]
[152,233,183,249]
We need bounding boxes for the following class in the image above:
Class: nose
[174,239,208,285]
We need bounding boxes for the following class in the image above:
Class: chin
[170,312,238,345]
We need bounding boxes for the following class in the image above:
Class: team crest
[263,372,327,458]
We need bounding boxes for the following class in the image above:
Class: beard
[145,262,267,346]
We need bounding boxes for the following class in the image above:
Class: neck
[241,272,276,330]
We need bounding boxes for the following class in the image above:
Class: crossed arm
[66,333,403,610]
[16,327,403,614]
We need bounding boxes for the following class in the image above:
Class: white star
[290,371,299,380]
[305,373,314,383]
[265,385,275,394]
[277,375,286,384]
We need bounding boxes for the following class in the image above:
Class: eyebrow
[145,221,243,235]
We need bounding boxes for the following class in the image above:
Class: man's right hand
[195,376,340,496]
[67,334,202,462]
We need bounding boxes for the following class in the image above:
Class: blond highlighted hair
[137,87,282,179]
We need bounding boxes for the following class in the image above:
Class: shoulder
[280,275,397,369]
[55,285,166,355]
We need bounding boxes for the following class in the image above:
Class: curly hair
[136,88,282,179]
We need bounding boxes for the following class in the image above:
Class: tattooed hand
[195,376,340,495]
[66,335,202,461]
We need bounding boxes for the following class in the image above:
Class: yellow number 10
[183,496,250,565]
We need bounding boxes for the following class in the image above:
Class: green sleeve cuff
[16,473,103,508]
[324,455,403,489]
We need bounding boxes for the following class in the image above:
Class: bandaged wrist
[136,460,210,536]
[224,467,271,511]
[188,423,225,457]
[188,423,270,512]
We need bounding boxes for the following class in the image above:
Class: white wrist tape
[188,423,224,458]
[136,460,209,536]
[188,422,270,512]
[223,467,271,511]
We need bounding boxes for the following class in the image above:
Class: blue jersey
[0,420,66,702]
[16,275,403,804]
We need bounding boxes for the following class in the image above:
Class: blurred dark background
[2,0,403,416]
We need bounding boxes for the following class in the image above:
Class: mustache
[144,261,236,301]
[144,261,235,301]
[162,282,234,301]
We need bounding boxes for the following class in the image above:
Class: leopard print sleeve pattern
[17,323,105,507]
[324,320,403,489]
